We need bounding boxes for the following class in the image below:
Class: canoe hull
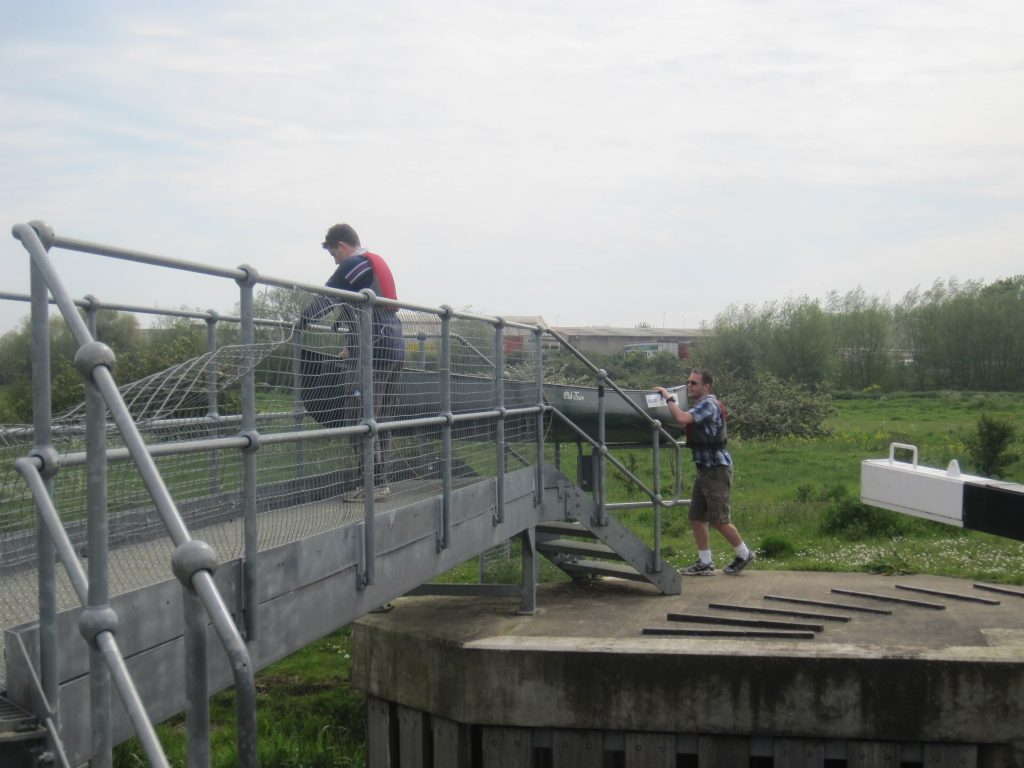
[297,350,684,444]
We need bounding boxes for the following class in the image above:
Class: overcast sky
[2,1,1022,334]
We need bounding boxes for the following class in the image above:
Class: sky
[2,1,1022,333]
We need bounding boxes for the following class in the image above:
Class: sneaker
[723,551,756,575]
[679,560,716,576]
[343,486,391,502]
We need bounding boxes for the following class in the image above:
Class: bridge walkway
[2,221,685,766]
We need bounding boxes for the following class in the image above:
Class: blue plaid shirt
[687,395,732,468]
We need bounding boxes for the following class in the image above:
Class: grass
[114,628,367,767]
[103,391,1024,765]
[610,391,1024,584]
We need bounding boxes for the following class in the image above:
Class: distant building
[403,315,708,360]
[544,325,708,358]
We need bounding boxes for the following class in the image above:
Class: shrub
[717,372,837,439]
[820,494,909,540]
[758,535,795,559]
[965,413,1017,478]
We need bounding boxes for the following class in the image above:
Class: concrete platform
[352,571,1024,767]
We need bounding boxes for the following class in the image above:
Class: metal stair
[537,477,681,595]
[0,695,48,768]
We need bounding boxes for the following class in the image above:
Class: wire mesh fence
[0,287,541,686]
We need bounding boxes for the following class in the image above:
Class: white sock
[735,542,750,559]
[698,549,713,565]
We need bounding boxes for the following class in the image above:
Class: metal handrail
[539,326,687,573]
[13,222,259,767]
[16,456,170,768]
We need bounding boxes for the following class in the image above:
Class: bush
[758,535,795,559]
[965,413,1017,478]
[820,494,909,540]
[717,372,837,439]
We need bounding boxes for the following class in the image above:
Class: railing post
[651,423,662,574]
[359,292,376,587]
[291,333,306,482]
[494,319,505,524]
[236,265,259,641]
[533,327,545,506]
[205,311,221,499]
[440,308,453,550]
[183,585,211,768]
[29,248,59,734]
[595,369,607,526]
[518,527,537,615]
[81,336,114,767]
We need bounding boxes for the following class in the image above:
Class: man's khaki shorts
[688,465,733,525]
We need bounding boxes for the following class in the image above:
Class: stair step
[560,559,648,582]
[536,521,596,538]
[537,538,621,560]
[0,695,40,736]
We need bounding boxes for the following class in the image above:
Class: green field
[113,392,1024,766]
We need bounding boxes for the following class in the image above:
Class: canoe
[298,349,685,444]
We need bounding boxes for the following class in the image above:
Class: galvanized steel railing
[5,220,686,765]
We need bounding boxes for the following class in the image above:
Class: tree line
[2,276,1022,427]
[697,276,1024,393]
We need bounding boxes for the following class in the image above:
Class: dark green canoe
[298,349,685,444]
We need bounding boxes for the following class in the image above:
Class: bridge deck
[0,475,463,691]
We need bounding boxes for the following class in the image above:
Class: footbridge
[1,221,687,767]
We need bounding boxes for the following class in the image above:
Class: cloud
[2,0,1023,335]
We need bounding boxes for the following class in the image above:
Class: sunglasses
[686,380,702,386]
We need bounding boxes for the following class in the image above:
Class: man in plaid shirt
[656,371,755,576]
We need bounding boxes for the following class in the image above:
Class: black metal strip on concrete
[642,627,816,640]
[708,602,852,622]
[974,583,1024,599]
[895,584,1000,605]
[666,612,824,633]
[831,588,946,610]
[764,594,892,615]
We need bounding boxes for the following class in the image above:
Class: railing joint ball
[78,605,119,646]
[234,263,259,286]
[28,446,61,478]
[28,219,55,248]
[240,429,261,453]
[172,540,219,587]
[74,340,116,379]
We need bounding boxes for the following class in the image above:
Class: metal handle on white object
[888,443,918,468]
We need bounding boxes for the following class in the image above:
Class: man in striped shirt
[301,223,405,501]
